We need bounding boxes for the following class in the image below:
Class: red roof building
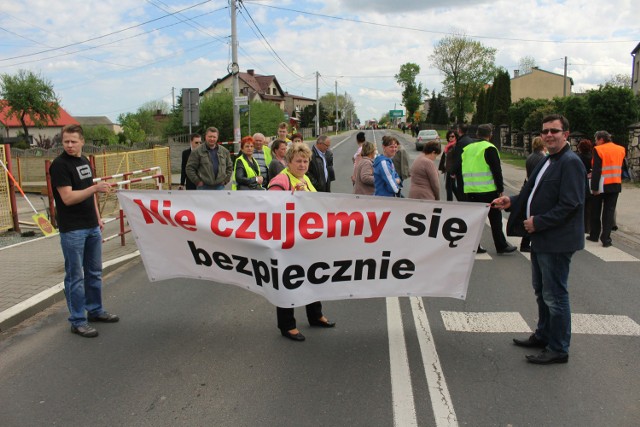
[0,102,79,140]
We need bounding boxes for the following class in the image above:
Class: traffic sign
[389,109,404,118]
[235,96,248,105]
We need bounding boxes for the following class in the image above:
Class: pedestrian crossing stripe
[441,311,640,336]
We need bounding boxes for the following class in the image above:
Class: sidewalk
[1,157,639,332]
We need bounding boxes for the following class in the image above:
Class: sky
[0,0,638,126]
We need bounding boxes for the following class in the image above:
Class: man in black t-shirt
[50,124,119,338]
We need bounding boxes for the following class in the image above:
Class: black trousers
[277,301,323,331]
[590,192,619,245]
[466,191,509,251]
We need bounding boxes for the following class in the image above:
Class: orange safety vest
[593,142,625,185]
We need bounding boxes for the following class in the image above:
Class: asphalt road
[1,130,638,426]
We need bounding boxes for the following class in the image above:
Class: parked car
[415,129,440,150]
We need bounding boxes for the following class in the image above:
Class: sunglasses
[541,128,563,135]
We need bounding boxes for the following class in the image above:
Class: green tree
[508,98,549,130]
[430,34,497,123]
[586,85,640,144]
[319,92,355,129]
[473,87,487,124]
[553,96,590,135]
[435,93,449,125]
[240,101,285,137]
[491,68,511,125]
[0,69,60,140]
[117,113,146,144]
[83,125,118,145]
[199,93,233,141]
[395,63,424,121]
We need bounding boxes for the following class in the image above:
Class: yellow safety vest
[462,140,498,193]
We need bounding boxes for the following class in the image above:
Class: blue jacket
[373,155,401,197]
[507,143,586,253]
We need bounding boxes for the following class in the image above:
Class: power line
[243,2,637,45]
[0,0,213,62]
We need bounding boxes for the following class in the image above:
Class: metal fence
[0,145,12,232]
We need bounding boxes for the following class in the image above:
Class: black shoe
[476,246,487,254]
[88,312,120,323]
[280,329,305,341]
[513,334,547,349]
[586,236,599,242]
[309,318,336,328]
[602,241,612,248]
[497,244,517,254]
[71,324,99,338]
[525,349,568,365]
[519,246,531,253]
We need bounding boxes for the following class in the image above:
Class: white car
[415,129,440,151]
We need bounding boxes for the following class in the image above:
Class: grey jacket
[186,143,233,187]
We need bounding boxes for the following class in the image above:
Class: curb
[0,251,140,332]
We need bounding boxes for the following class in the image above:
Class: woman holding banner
[232,136,264,190]
[267,143,336,341]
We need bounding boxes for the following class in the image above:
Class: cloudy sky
[1,0,637,125]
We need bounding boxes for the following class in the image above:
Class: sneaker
[71,324,99,338]
[88,312,120,323]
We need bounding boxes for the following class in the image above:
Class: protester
[179,133,201,190]
[461,124,516,254]
[276,122,291,144]
[520,136,547,252]
[438,130,458,201]
[450,123,476,201]
[307,135,334,192]
[493,114,585,365]
[267,139,288,178]
[267,143,335,341]
[392,142,411,185]
[351,131,366,185]
[252,133,271,185]
[232,136,264,190]
[186,126,233,190]
[353,141,376,195]
[373,135,402,197]
[290,133,303,144]
[49,124,119,338]
[588,130,626,247]
[409,141,441,201]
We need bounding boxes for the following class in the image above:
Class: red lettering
[236,212,256,239]
[211,211,233,237]
[299,213,323,240]
[133,199,196,231]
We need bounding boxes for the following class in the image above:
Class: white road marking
[386,297,417,426]
[411,297,459,427]
[441,311,531,333]
[441,311,640,336]
[584,239,639,262]
[572,314,640,336]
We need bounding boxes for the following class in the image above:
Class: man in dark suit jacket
[307,135,334,192]
[179,133,201,190]
[492,114,586,366]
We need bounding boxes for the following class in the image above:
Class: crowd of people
[54,116,627,366]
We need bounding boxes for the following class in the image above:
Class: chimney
[247,69,254,76]
[514,70,520,78]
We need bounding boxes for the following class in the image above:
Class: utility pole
[172,87,175,109]
[231,0,241,143]
[335,80,338,135]
[315,71,320,138]
[563,56,568,97]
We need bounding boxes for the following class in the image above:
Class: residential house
[631,42,640,96]
[201,69,315,119]
[0,103,79,144]
[510,67,574,103]
[74,116,122,134]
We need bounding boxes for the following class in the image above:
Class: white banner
[117,191,489,307]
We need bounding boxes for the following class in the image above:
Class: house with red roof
[0,102,79,144]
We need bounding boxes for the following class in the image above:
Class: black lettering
[332,260,352,282]
[270,259,279,290]
[232,255,252,276]
[308,262,330,284]
[212,251,233,270]
[283,265,305,289]
[379,251,391,279]
[428,208,442,238]
[251,258,270,287]
[442,218,468,248]
[354,258,377,280]
[403,213,426,236]
[392,259,415,279]
[188,240,212,266]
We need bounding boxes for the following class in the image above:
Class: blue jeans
[530,251,573,354]
[197,184,225,190]
[59,227,104,327]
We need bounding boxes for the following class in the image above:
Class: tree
[0,69,60,140]
[240,101,285,137]
[395,63,424,122]
[586,85,640,145]
[518,56,537,75]
[319,92,355,129]
[430,34,497,123]
[84,125,119,145]
[604,73,632,88]
[491,68,511,125]
[139,100,171,115]
[117,113,146,144]
[508,98,549,130]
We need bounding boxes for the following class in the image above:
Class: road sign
[235,96,248,105]
[389,109,404,118]
[239,105,250,113]
[182,88,200,127]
